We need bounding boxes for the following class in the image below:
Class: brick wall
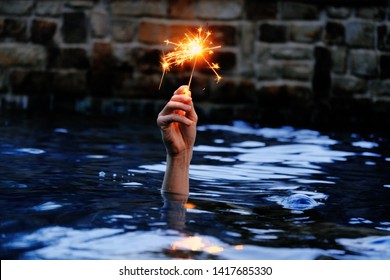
[0,0,389,130]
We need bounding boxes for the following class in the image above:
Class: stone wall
[0,0,389,130]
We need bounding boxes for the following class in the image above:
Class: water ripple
[281,194,319,211]
[15,148,46,154]
[337,236,390,259]
[32,202,62,211]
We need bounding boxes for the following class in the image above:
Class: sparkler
[158,27,222,90]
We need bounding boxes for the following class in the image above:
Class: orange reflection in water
[172,236,224,254]
[184,202,196,209]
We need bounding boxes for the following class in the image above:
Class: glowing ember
[158,27,222,89]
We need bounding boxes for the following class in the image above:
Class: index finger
[174,85,191,97]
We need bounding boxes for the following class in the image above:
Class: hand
[157,85,198,196]
[157,85,198,158]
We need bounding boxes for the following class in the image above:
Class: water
[1,115,390,260]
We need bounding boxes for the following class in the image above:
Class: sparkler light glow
[171,236,224,254]
[158,27,222,90]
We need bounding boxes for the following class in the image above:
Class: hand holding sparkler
[157,86,198,196]
[159,27,222,90]
[157,85,197,156]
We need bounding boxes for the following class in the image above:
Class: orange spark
[159,27,222,90]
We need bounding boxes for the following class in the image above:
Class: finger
[157,114,193,127]
[174,85,191,96]
[170,94,192,104]
[186,104,198,123]
[160,101,192,116]
[170,92,197,122]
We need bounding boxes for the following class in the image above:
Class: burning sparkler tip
[159,26,222,90]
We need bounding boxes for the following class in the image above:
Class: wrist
[166,148,193,165]
[162,148,192,196]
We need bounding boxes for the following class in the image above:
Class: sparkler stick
[187,56,197,89]
[158,27,222,90]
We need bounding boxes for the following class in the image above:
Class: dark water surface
[1,115,390,259]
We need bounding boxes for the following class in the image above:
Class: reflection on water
[1,117,390,259]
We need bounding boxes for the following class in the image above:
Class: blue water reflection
[1,117,390,259]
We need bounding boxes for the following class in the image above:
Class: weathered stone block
[282,62,312,80]
[111,61,135,94]
[92,42,115,69]
[111,0,167,17]
[332,75,366,96]
[212,51,236,71]
[350,50,378,78]
[139,21,168,44]
[326,6,351,19]
[0,43,46,67]
[378,25,390,51]
[380,54,390,78]
[210,79,255,104]
[114,75,158,98]
[281,2,319,20]
[112,45,133,65]
[112,19,137,42]
[168,24,198,42]
[245,1,277,20]
[0,18,27,41]
[356,6,386,20]
[131,48,161,74]
[168,0,195,19]
[330,47,347,74]
[256,63,281,80]
[62,12,87,43]
[325,21,345,45]
[89,42,115,96]
[255,44,270,63]
[196,0,243,20]
[259,24,287,43]
[313,46,331,98]
[208,24,236,46]
[10,70,50,95]
[0,68,7,92]
[285,85,312,100]
[290,23,322,43]
[368,79,390,97]
[346,21,375,48]
[239,22,255,76]
[48,47,89,69]
[31,19,57,44]
[0,1,34,15]
[65,0,94,9]
[258,84,311,107]
[236,80,257,103]
[51,71,87,96]
[270,46,312,60]
[36,0,62,16]
[91,7,108,38]
[258,84,285,99]
[209,79,238,103]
